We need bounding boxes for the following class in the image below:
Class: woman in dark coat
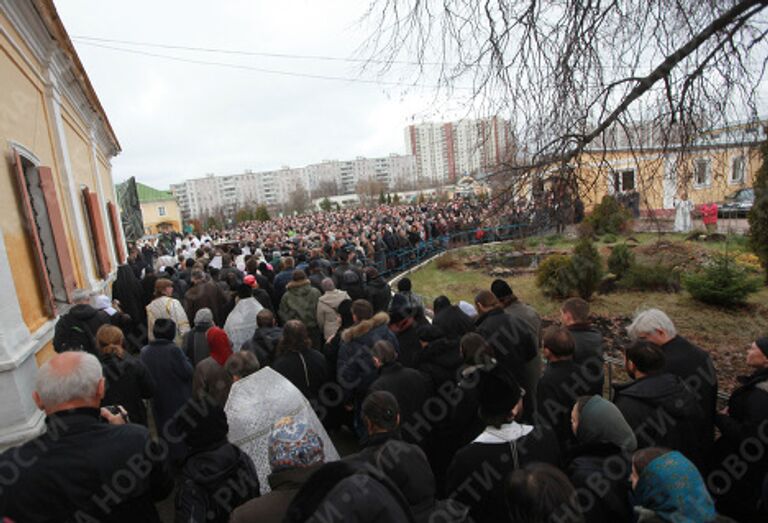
[96,324,155,426]
[711,336,768,522]
[364,267,392,313]
[140,319,193,462]
[414,325,463,391]
[567,395,636,523]
[272,320,329,405]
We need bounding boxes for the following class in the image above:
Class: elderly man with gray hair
[627,308,718,453]
[0,351,172,521]
[53,288,111,354]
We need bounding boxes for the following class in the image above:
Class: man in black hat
[445,370,561,523]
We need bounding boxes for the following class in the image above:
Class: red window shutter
[107,201,126,263]
[82,187,111,278]
[12,151,56,317]
[38,166,77,303]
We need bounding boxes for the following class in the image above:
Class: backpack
[54,313,98,355]
[174,444,260,523]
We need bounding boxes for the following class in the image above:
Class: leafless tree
[356,177,387,206]
[360,0,768,217]
[314,179,340,198]
[286,183,311,215]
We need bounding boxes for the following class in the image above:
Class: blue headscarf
[634,451,716,522]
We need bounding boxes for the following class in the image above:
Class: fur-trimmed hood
[286,278,311,290]
[342,312,390,343]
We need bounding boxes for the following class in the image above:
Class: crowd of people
[1,200,767,523]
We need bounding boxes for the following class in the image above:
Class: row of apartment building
[170,116,515,220]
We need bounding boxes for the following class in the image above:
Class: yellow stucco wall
[1,11,117,331]
[140,199,181,234]
[1,22,57,331]
[577,145,758,212]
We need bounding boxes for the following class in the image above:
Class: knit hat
[477,369,521,419]
[490,279,514,299]
[206,327,233,366]
[756,337,768,358]
[268,416,325,473]
[178,400,229,451]
[194,307,213,325]
[576,395,637,453]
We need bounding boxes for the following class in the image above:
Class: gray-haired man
[0,351,172,521]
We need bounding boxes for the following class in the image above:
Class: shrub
[570,238,603,299]
[435,253,463,271]
[535,254,574,298]
[683,255,762,307]
[607,244,635,279]
[584,195,632,235]
[544,234,563,246]
[619,263,680,292]
[601,233,618,244]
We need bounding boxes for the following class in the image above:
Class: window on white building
[612,169,636,192]
[158,206,166,216]
[730,155,745,184]
[694,159,711,187]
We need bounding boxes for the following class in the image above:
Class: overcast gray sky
[55,1,466,189]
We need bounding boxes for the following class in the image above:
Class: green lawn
[409,236,768,391]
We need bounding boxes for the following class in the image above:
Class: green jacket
[279,279,321,329]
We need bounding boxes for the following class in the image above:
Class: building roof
[134,182,175,203]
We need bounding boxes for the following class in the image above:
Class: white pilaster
[0,230,47,449]
[43,69,98,291]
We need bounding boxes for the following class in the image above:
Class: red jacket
[700,203,718,224]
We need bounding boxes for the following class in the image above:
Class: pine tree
[320,197,332,212]
[749,131,768,283]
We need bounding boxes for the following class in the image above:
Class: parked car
[718,188,754,218]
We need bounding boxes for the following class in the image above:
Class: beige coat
[316,289,351,341]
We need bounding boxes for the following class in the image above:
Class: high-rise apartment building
[405,116,515,184]
[171,154,415,220]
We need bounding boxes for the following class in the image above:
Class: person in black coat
[710,336,768,522]
[389,297,430,369]
[627,308,717,455]
[53,288,112,354]
[369,341,433,446]
[96,324,155,426]
[181,308,214,366]
[112,263,148,347]
[561,297,604,396]
[0,351,173,522]
[364,267,392,313]
[414,325,463,391]
[473,290,538,419]
[346,391,464,523]
[272,320,329,405]
[241,309,284,366]
[140,318,193,463]
[431,296,474,341]
[537,326,594,451]
[174,398,260,523]
[567,395,637,523]
[613,340,707,469]
[446,369,561,523]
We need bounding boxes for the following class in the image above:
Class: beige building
[135,181,181,234]
[0,0,124,448]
